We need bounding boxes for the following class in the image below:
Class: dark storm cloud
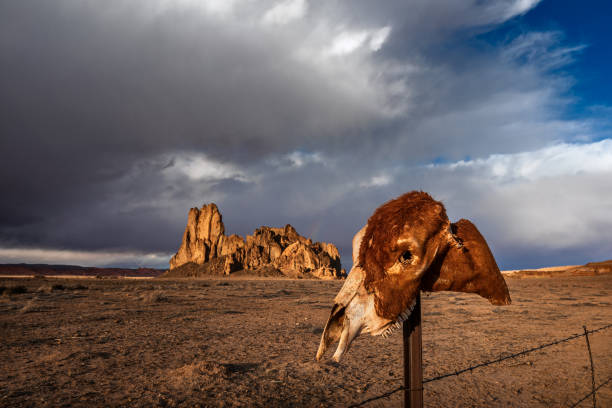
[0,0,381,253]
[1,0,610,269]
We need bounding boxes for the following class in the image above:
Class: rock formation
[166,204,345,279]
[169,204,225,269]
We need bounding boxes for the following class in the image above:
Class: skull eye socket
[398,250,412,264]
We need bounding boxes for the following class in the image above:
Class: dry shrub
[166,361,229,391]
[20,299,40,314]
[36,285,52,294]
[140,290,168,303]
[37,350,63,363]
[36,284,87,293]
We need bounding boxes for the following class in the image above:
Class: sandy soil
[1,275,610,407]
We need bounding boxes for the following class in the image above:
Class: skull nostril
[399,250,412,263]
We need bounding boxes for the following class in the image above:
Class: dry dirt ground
[1,275,610,407]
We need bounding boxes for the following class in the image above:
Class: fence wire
[569,377,612,408]
[348,323,612,408]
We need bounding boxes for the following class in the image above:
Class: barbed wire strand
[347,323,611,408]
[568,377,611,408]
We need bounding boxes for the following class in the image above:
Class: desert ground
[1,275,610,407]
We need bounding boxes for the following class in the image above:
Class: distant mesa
[502,260,612,279]
[0,264,163,278]
[163,203,346,280]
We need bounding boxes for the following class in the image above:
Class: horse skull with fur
[316,191,511,362]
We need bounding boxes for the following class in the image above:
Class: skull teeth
[380,299,417,339]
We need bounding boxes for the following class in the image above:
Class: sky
[1,0,611,270]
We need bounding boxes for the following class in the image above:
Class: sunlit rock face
[316,191,511,362]
[170,204,225,269]
[169,204,345,279]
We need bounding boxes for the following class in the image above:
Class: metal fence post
[583,326,597,408]
[403,291,423,408]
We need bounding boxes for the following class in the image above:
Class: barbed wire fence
[348,323,612,408]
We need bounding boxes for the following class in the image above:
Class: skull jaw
[315,303,390,362]
[315,267,418,362]
[315,295,418,362]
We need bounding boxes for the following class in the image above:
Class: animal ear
[421,219,511,305]
[351,225,367,266]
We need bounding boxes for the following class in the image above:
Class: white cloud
[0,248,171,268]
[502,0,541,19]
[445,139,612,182]
[267,150,326,170]
[502,31,586,71]
[142,0,245,19]
[425,139,612,254]
[285,151,324,168]
[478,172,612,250]
[325,26,391,56]
[359,174,392,188]
[262,0,307,25]
[369,26,392,51]
[476,0,541,25]
[326,30,370,56]
[164,153,251,182]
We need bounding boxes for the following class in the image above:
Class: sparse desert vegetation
[0,275,610,407]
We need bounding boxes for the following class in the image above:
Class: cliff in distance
[164,204,345,280]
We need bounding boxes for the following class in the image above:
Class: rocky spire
[169,204,225,269]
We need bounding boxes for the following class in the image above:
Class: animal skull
[316,191,511,362]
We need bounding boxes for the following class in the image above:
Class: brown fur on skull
[316,191,511,362]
